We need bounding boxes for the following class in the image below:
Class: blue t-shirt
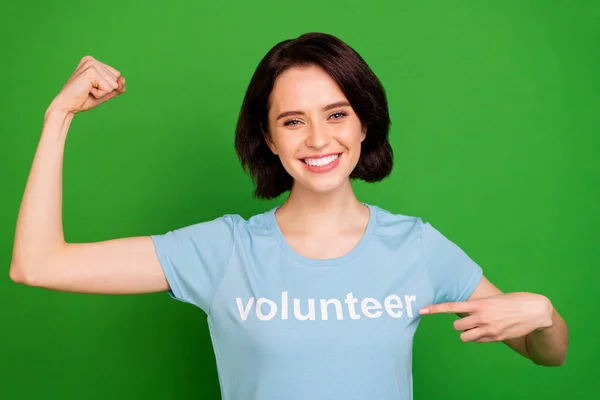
[151,204,483,400]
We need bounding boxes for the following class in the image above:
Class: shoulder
[369,204,424,238]
[191,208,279,241]
[153,209,274,239]
[227,208,275,233]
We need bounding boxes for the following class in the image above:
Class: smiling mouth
[300,153,342,167]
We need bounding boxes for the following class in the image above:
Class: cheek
[271,133,301,159]
[340,121,365,146]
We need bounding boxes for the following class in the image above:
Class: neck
[276,179,367,234]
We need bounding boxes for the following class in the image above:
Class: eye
[283,118,302,126]
[329,111,348,120]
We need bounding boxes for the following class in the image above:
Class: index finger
[419,301,478,315]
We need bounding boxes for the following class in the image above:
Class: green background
[1,0,597,399]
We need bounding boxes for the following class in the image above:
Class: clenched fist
[48,55,126,115]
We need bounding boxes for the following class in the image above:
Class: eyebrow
[275,101,351,121]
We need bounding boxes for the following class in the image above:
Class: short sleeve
[419,219,483,304]
[150,215,235,313]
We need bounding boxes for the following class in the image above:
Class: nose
[305,122,331,150]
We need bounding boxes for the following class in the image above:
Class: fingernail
[420,308,430,314]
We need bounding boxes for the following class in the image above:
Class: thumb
[84,77,126,110]
[87,87,123,109]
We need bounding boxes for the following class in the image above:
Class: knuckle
[83,64,95,75]
[107,65,121,76]
[487,326,500,337]
[478,301,489,312]
[479,313,490,324]
[83,66,96,76]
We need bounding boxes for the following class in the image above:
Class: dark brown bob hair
[234,32,393,199]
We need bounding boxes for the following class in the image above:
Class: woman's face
[265,64,366,195]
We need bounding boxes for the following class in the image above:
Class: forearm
[525,306,568,366]
[10,109,73,280]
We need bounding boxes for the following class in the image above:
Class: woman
[10,32,568,399]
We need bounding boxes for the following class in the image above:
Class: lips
[300,153,343,173]
[300,152,343,164]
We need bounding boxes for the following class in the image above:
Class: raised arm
[9,56,169,295]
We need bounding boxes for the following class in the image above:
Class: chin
[302,179,348,194]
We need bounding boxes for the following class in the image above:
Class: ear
[360,126,367,142]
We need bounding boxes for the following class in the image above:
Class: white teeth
[304,154,339,167]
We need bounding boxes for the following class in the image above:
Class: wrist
[42,106,75,142]
[45,103,74,121]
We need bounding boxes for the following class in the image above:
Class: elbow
[555,357,567,367]
[9,262,28,284]
[552,352,568,367]
[532,353,567,367]
[9,249,33,284]
[10,250,64,288]
[538,358,566,367]
[9,258,40,286]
